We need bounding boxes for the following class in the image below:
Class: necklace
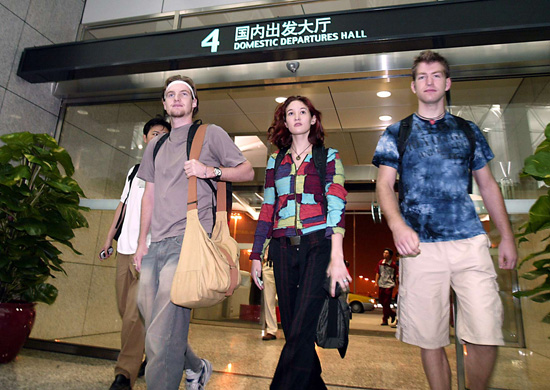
[416,111,446,125]
[291,144,311,161]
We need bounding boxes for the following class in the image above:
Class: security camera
[286,61,300,73]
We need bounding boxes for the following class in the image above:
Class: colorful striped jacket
[250,147,347,260]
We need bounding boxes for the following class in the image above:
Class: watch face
[214,167,222,177]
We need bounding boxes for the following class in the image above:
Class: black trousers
[269,230,330,390]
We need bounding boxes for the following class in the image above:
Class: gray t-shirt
[138,123,246,242]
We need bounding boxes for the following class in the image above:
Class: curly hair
[162,75,199,116]
[267,96,325,149]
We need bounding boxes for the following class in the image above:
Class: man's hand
[98,242,113,261]
[392,223,421,257]
[498,237,518,270]
[133,243,148,272]
[184,159,207,178]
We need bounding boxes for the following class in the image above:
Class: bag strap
[187,125,228,213]
[187,125,237,296]
[115,164,140,230]
[312,145,328,216]
[451,114,476,194]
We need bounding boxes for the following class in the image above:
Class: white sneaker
[186,359,212,390]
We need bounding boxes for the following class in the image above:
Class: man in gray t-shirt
[134,75,254,390]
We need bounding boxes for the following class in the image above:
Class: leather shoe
[262,333,277,341]
[381,322,389,326]
[109,374,131,390]
[138,358,147,378]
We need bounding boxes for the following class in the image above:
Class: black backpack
[397,114,476,202]
[273,145,329,215]
[152,119,233,215]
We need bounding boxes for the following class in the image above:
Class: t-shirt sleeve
[469,121,495,171]
[372,123,400,169]
[137,134,161,183]
[206,125,247,168]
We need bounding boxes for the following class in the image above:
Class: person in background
[261,245,278,341]
[373,50,517,390]
[374,248,398,326]
[250,95,348,390]
[134,75,254,390]
[99,116,171,390]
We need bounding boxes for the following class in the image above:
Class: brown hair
[267,96,325,149]
[162,75,199,116]
[412,50,450,80]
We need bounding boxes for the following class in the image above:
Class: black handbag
[316,279,350,358]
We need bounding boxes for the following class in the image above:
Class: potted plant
[515,122,550,326]
[0,132,88,363]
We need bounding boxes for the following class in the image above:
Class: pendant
[296,156,301,160]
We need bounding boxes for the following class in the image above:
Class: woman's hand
[326,256,351,297]
[251,259,264,290]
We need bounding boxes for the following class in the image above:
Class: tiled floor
[1,315,549,390]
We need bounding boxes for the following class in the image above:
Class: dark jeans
[270,230,330,390]
[379,287,396,323]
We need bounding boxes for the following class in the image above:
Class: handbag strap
[187,124,227,212]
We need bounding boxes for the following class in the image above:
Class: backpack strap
[153,119,203,164]
[397,114,414,202]
[451,115,476,194]
[274,146,289,176]
[153,134,169,163]
[312,145,328,216]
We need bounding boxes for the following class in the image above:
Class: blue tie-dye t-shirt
[372,113,493,243]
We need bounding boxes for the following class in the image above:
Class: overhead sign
[198,14,370,55]
[17,0,550,83]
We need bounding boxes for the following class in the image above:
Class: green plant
[0,132,88,304]
[515,123,550,324]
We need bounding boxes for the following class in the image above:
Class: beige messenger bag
[170,124,241,308]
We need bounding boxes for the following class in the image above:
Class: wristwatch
[213,167,222,181]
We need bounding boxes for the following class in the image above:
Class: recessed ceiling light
[107,128,120,133]
[77,109,89,115]
[138,144,143,150]
[377,91,391,98]
[275,97,287,103]
[379,115,392,121]
[118,145,126,149]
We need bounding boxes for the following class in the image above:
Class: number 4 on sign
[201,29,220,53]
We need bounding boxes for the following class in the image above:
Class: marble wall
[0,0,85,138]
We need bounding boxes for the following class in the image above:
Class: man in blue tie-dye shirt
[373,51,517,390]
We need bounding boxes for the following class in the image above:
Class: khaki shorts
[396,234,504,349]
